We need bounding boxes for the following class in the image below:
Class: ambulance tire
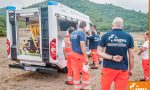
[58,67,68,73]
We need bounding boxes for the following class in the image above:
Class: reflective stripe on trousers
[74,80,81,90]
[67,76,73,81]
[82,80,90,89]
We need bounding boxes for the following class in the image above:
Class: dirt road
[0,33,144,90]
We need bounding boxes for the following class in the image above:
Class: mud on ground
[0,33,145,90]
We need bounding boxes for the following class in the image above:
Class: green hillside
[0,0,148,36]
[26,0,149,32]
[0,8,6,16]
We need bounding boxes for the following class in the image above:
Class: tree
[0,16,6,36]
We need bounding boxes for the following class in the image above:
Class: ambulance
[6,1,91,73]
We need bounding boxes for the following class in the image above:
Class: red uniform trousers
[101,68,128,90]
[142,59,149,80]
[91,49,99,65]
[66,54,73,82]
[71,52,90,90]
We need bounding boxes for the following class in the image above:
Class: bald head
[112,17,124,29]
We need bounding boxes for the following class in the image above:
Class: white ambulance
[6,1,91,73]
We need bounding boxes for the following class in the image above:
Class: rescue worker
[97,17,134,90]
[70,21,90,90]
[62,27,75,85]
[138,31,149,81]
[87,30,100,69]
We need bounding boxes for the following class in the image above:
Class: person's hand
[112,55,123,62]
[83,64,89,72]
[65,57,67,60]
[138,52,141,56]
[129,70,133,76]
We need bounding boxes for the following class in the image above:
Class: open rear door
[14,8,44,66]
[6,6,17,60]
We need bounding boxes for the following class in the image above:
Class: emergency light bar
[48,1,58,5]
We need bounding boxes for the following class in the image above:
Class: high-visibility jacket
[64,35,72,55]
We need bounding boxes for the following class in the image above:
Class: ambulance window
[57,19,77,31]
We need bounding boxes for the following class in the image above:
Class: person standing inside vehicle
[138,31,149,81]
[97,17,134,90]
[62,27,75,85]
[88,30,100,69]
[70,21,90,90]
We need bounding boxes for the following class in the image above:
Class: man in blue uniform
[97,17,134,90]
[70,21,90,90]
[88,30,100,69]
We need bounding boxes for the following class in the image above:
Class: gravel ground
[0,33,145,90]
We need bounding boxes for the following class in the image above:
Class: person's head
[67,27,75,34]
[112,17,124,30]
[97,31,100,35]
[91,30,96,35]
[92,25,96,30]
[79,21,87,31]
[144,31,149,41]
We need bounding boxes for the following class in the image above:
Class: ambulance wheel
[58,67,68,73]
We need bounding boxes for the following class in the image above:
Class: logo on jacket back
[94,37,100,42]
[107,34,127,47]
[130,83,147,90]
[71,34,78,39]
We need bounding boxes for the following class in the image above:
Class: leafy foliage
[27,0,148,32]
[0,16,6,36]
[0,8,6,16]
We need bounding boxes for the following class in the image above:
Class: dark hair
[79,21,87,28]
[97,31,100,35]
[93,25,96,29]
[68,27,75,34]
[86,31,90,35]
[146,31,149,36]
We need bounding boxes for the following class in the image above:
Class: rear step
[9,64,57,74]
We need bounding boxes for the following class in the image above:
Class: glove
[83,64,89,72]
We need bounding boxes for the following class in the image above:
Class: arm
[128,48,134,76]
[138,40,148,56]
[79,32,89,64]
[80,41,88,64]
[97,46,123,62]
[62,40,67,59]
[63,47,67,59]
[138,47,147,55]
[97,46,113,60]
[128,35,134,76]
[86,35,93,40]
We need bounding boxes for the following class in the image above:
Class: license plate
[24,66,36,71]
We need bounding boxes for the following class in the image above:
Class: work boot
[140,78,145,81]
[90,62,95,66]
[91,66,98,69]
[99,61,102,65]
[65,81,74,85]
